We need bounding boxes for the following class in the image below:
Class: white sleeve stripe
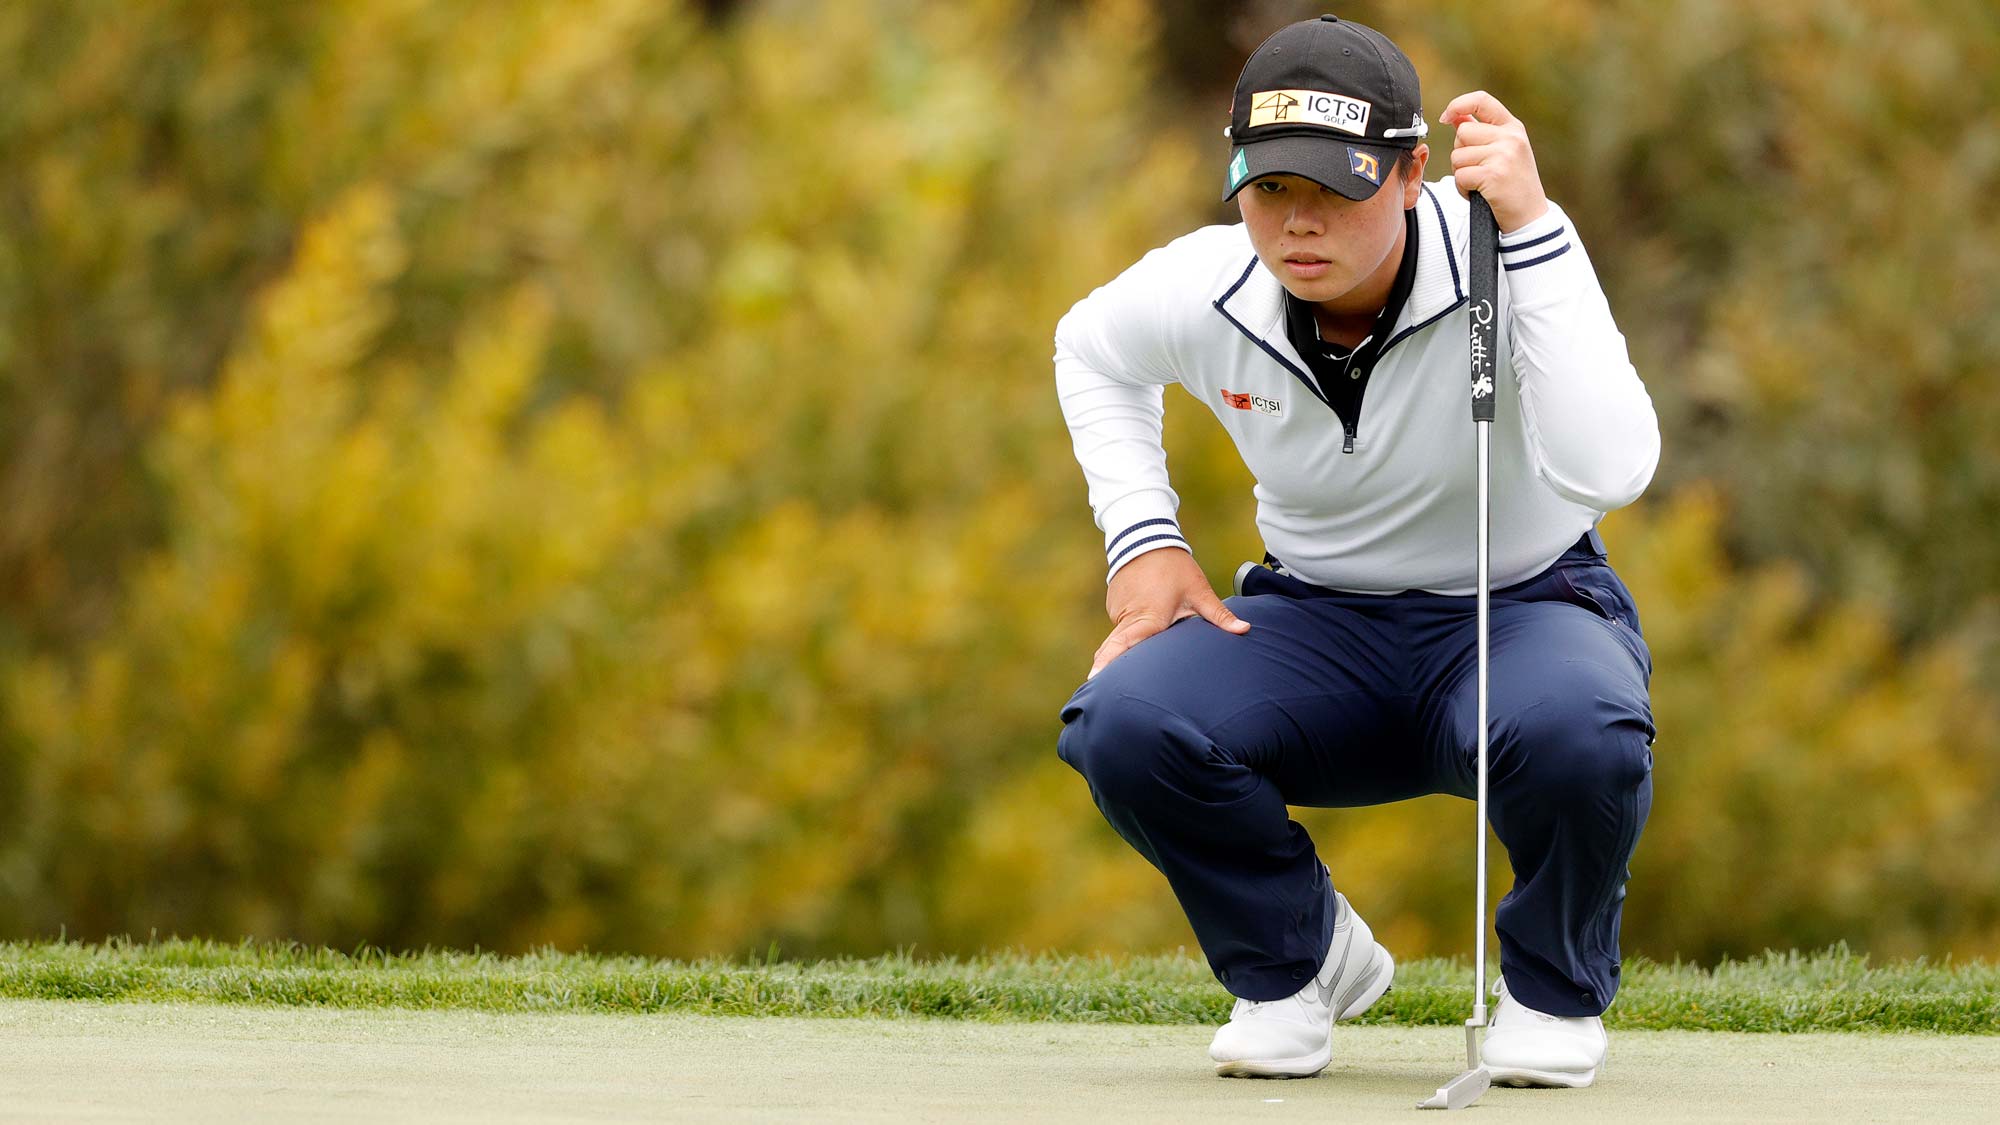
[1108,532,1190,569]
[1500,225,1566,252]
[1503,243,1572,272]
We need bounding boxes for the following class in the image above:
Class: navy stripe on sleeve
[1502,243,1572,272]
[1108,532,1190,570]
[1106,517,1181,559]
[1499,225,1566,253]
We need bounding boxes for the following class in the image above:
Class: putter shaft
[1420,190,1500,1112]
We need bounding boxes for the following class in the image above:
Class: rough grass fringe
[1,938,1993,1035]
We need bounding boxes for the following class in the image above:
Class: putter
[1418,191,1500,1112]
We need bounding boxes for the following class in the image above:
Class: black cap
[1222,15,1428,202]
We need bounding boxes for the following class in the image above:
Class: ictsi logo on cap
[1221,389,1284,417]
[1247,89,1371,135]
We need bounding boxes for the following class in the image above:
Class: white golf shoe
[1481,976,1608,1088]
[1207,889,1395,1078]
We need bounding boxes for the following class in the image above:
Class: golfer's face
[1237,172,1405,305]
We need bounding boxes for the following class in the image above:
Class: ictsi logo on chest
[1221,389,1284,417]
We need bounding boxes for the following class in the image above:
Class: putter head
[1417,1066,1490,1110]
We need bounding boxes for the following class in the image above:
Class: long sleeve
[1499,205,1661,512]
[1053,244,1194,582]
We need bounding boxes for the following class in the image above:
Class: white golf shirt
[1053,176,1658,595]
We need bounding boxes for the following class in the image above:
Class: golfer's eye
[1254,180,1284,194]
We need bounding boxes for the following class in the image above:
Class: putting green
[3,1000,1995,1122]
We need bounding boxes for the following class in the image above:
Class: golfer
[1053,15,1658,1087]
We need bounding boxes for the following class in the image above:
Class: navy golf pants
[1056,531,1655,1018]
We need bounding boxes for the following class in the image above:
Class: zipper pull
[1343,425,1355,454]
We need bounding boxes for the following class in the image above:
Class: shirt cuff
[1099,491,1190,582]
[1496,208,1585,306]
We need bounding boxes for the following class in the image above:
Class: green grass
[0,938,1993,1034]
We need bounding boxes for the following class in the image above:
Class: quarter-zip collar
[1281,207,1418,453]
[1211,181,1468,385]
[1283,207,1418,379]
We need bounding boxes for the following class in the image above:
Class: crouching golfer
[1053,15,1658,1087]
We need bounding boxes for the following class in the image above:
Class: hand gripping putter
[1418,192,1501,1112]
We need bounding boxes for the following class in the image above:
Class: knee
[1058,684,1182,808]
[1499,695,1653,802]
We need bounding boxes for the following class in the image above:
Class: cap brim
[1222,135,1402,203]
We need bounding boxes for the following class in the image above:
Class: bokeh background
[2,0,1996,968]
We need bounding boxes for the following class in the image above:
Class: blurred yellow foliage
[0,0,1994,967]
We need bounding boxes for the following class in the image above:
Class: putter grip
[1468,193,1499,423]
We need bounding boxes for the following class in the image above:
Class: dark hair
[1394,148,1419,179]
